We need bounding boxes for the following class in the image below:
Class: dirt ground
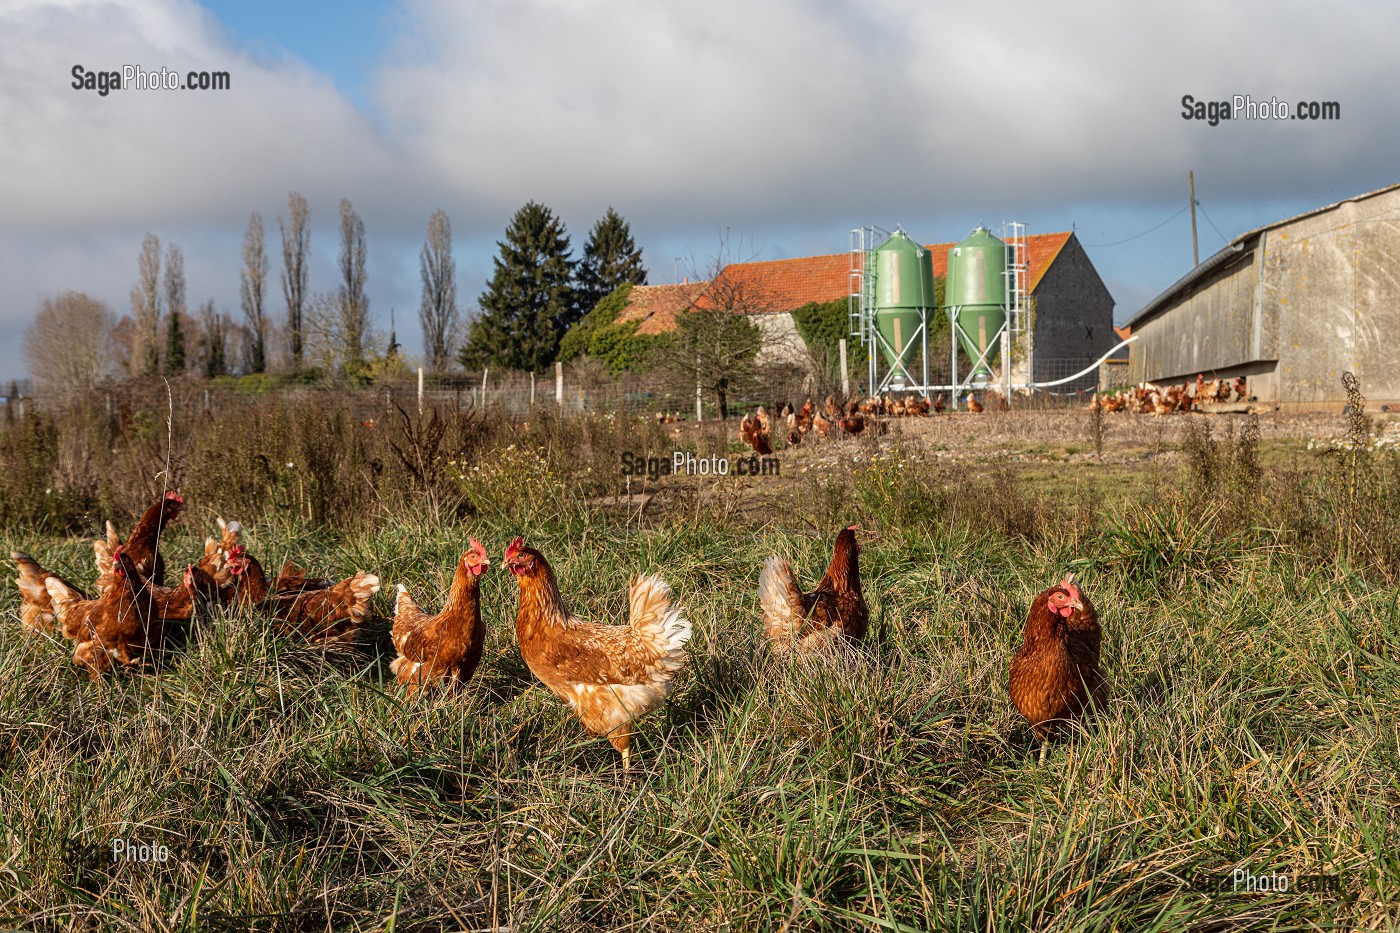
[615,406,1386,526]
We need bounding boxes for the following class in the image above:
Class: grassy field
[1,397,1398,931]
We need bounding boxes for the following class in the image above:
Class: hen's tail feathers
[391,582,427,648]
[13,551,54,633]
[759,556,801,653]
[628,574,691,669]
[393,582,419,619]
[303,571,381,644]
[94,538,115,580]
[333,571,381,631]
[344,572,381,622]
[43,575,85,638]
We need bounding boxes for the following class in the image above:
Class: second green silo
[945,226,1008,384]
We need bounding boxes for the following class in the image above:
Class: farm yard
[1,381,1399,931]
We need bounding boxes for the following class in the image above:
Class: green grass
[1,412,1399,931]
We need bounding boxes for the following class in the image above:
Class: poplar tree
[164,243,186,374]
[418,209,458,372]
[240,212,268,373]
[279,192,310,370]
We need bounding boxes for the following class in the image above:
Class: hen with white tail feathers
[503,537,691,769]
[759,526,868,655]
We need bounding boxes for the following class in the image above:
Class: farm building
[1125,182,1400,405]
[617,231,1116,383]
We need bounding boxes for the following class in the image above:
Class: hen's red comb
[504,537,524,561]
[165,490,184,504]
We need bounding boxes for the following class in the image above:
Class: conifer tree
[460,201,575,372]
[575,207,646,317]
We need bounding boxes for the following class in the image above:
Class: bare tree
[111,313,138,377]
[24,292,117,402]
[304,290,343,375]
[648,238,778,419]
[164,243,187,374]
[338,197,369,366]
[134,233,162,376]
[304,288,382,377]
[279,191,310,371]
[418,208,458,372]
[240,212,268,373]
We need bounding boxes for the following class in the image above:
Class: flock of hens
[738,393,949,454]
[12,493,1104,768]
[1091,374,1251,415]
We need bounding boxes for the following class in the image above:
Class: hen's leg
[608,727,632,771]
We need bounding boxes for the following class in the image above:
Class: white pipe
[1025,335,1137,388]
[896,335,1138,394]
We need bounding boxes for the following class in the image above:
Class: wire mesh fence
[0,358,1124,424]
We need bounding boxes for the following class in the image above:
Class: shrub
[557,284,653,376]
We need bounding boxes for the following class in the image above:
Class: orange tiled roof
[616,282,708,336]
[622,231,1076,332]
[1113,325,1131,341]
[703,253,851,314]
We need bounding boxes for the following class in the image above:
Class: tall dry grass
[0,386,1396,929]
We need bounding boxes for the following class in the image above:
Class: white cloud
[0,0,406,228]
[376,0,1400,227]
[1,0,1397,378]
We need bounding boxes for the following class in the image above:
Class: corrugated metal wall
[1128,188,1400,403]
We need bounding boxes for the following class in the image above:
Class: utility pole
[1189,170,1199,267]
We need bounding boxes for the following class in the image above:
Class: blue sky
[200,0,393,112]
[1,0,1397,382]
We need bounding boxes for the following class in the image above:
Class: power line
[1195,201,1230,246]
[1081,205,1191,247]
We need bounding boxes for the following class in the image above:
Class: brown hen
[504,537,691,769]
[391,540,489,696]
[106,491,184,587]
[228,547,380,642]
[47,547,166,678]
[759,526,868,655]
[1008,575,1107,760]
[12,551,88,634]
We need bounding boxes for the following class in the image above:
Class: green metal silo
[946,227,1007,384]
[871,231,936,377]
